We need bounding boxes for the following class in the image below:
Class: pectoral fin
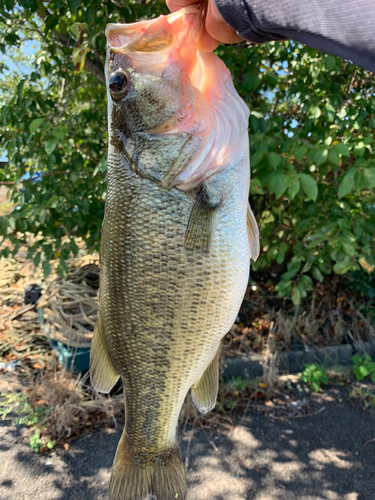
[247,203,260,261]
[191,348,220,414]
[90,314,120,393]
[185,187,220,252]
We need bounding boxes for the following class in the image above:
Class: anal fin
[185,187,220,252]
[247,202,260,261]
[191,348,220,414]
[90,313,120,393]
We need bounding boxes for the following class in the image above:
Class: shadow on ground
[0,385,374,500]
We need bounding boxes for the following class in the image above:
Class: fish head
[105,8,203,136]
[105,6,250,190]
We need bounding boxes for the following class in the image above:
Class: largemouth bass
[90,5,259,500]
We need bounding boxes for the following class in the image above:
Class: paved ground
[1,385,374,500]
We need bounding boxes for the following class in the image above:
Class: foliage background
[1,0,375,304]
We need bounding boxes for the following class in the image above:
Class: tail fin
[109,432,186,500]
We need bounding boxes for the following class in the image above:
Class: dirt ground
[0,383,374,500]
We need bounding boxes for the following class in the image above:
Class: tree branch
[51,31,105,85]
[84,57,105,85]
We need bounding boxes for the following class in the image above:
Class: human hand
[166,0,243,52]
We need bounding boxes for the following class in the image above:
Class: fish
[89,5,259,500]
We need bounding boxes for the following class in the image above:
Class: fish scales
[102,151,250,448]
[90,5,259,500]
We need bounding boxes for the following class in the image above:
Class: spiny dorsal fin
[90,314,120,393]
[191,348,220,414]
[185,187,220,252]
[247,202,260,261]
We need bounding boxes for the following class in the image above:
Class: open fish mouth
[105,6,250,190]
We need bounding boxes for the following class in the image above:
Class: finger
[205,0,243,45]
[166,0,198,13]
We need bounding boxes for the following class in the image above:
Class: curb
[223,341,375,381]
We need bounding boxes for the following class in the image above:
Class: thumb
[166,0,200,13]
[205,0,243,45]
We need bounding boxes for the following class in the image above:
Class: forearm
[215,0,375,73]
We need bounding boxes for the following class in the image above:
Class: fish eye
[109,69,129,101]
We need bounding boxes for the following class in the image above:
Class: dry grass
[225,277,375,358]
[26,369,124,447]
[259,321,279,394]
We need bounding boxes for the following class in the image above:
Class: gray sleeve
[214,0,375,73]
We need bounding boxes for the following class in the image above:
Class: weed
[0,392,56,452]
[0,370,123,453]
[231,376,248,391]
[216,399,238,412]
[300,363,328,392]
[350,387,375,409]
[351,353,375,382]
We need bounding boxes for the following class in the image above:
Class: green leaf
[310,106,321,119]
[312,266,323,282]
[298,173,318,201]
[68,0,81,15]
[45,137,59,156]
[29,118,44,134]
[351,355,362,366]
[293,145,308,161]
[275,279,292,296]
[36,96,48,113]
[328,148,340,166]
[70,171,79,182]
[339,230,356,256]
[250,178,265,195]
[362,167,375,188]
[268,152,280,169]
[33,252,42,267]
[333,260,352,274]
[251,150,266,167]
[242,73,262,91]
[324,104,336,123]
[276,252,285,264]
[324,56,336,71]
[338,167,356,198]
[264,72,279,88]
[311,381,320,392]
[17,80,25,98]
[269,173,289,199]
[288,177,300,200]
[39,209,47,224]
[52,126,67,140]
[70,22,88,38]
[291,286,301,305]
[353,141,365,157]
[358,365,371,378]
[315,148,328,166]
[250,110,264,119]
[42,260,52,278]
[334,142,350,157]
[72,44,90,74]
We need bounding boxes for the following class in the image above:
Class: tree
[1,0,375,301]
